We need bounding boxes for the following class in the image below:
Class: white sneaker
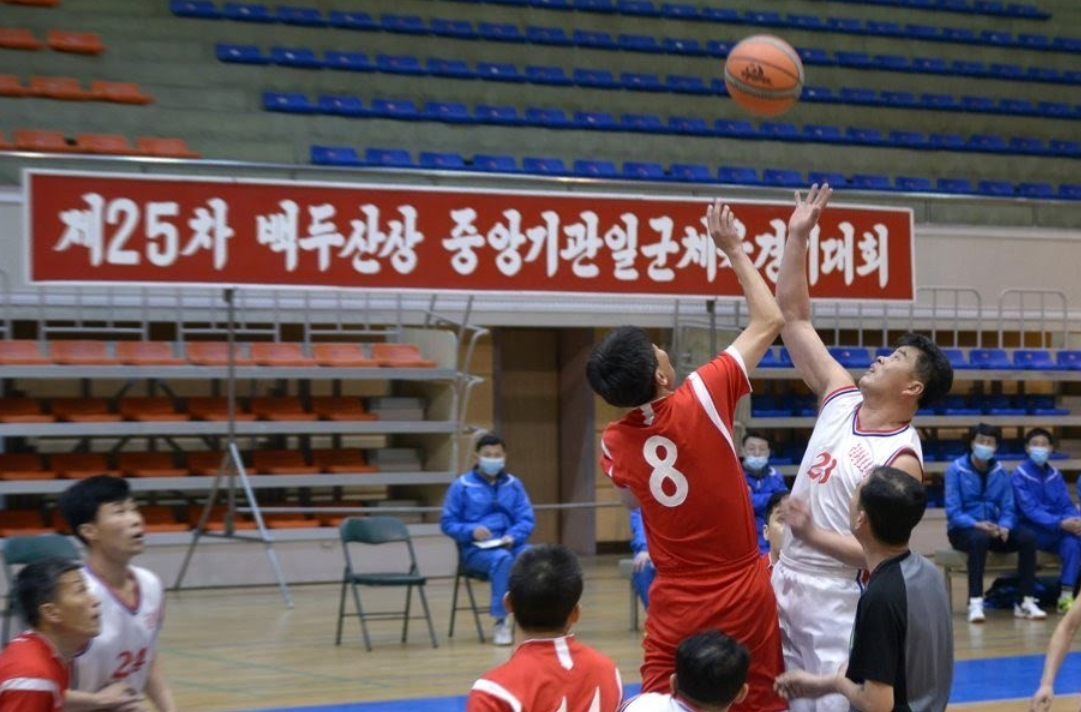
[493,620,513,646]
[968,597,986,623]
[1015,596,1048,620]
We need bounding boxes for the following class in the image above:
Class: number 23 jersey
[600,347,758,573]
[73,565,164,694]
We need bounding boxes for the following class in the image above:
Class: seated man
[742,432,788,555]
[0,558,101,712]
[1011,427,1081,612]
[467,545,622,712]
[441,433,535,645]
[946,423,1045,623]
[623,630,750,712]
[629,507,656,609]
[763,492,788,569]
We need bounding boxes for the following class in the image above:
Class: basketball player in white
[58,476,175,712]
[772,184,954,712]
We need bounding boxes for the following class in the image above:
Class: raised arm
[1031,600,1081,712]
[707,199,784,370]
[775,185,853,400]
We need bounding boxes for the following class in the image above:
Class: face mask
[744,455,769,471]
[1029,447,1051,466]
[972,443,996,462]
[478,457,505,476]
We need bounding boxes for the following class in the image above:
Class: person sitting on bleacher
[440,433,535,646]
[629,507,656,609]
[742,432,789,555]
[945,423,1046,623]
[1012,428,1081,613]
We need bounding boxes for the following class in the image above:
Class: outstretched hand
[788,183,833,238]
[706,199,743,256]
[1031,684,1053,712]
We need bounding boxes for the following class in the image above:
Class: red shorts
[641,556,785,712]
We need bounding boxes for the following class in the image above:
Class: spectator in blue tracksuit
[628,507,656,609]
[742,431,788,554]
[1011,427,1081,612]
[946,423,1045,623]
[440,433,534,645]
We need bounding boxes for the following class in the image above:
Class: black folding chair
[448,559,487,643]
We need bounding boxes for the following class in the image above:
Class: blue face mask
[972,443,996,462]
[744,455,769,471]
[478,457,505,476]
[1029,447,1051,466]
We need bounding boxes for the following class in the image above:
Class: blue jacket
[944,454,1015,531]
[629,508,648,556]
[440,469,535,548]
[1011,458,1079,534]
[744,464,788,529]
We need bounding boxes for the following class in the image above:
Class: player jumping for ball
[587,193,827,712]
[772,184,954,712]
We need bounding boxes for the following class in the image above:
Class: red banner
[26,170,915,300]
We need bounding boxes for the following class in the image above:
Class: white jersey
[780,387,922,577]
[621,693,696,712]
[72,565,164,694]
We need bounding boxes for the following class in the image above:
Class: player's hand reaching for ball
[706,199,744,258]
[788,183,833,239]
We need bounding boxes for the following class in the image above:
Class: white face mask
[972,443,996,462]
[1029,447,1051,466]
[478,457,505,476]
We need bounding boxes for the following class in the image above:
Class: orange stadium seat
[310,397,378,422]
[186,397,256,421]
[50,452,118,479]
[5,0,62,6]
[0,76,32,97]
[0,399,55,423]
[119,397,189,422]
[47,30,104,54]
[0,28,44,50]
[314,502,356,528]
[116,341,185,366]
[0,511,54,537]
[312,448,378,474]
[264,514,316,529]
[371,343,437,368]
[311,343,378,367]
[136,137,200,159]
[252,450,320,475]
[49,340,118,365]
[75,133,141,156]
[0,453,55,481]
[187,450,226,476]
[118,452,187,478]
[196,506,258,532]
[51,398,121,423]
[29,76,92,100]
[0,340,50,364]
[185,342,253,366]
[250,342,317,367]
[250,397,317,421]
[13,129,74,152]
[0,130,10,150]
[140,506,191,533]
[91,80,152,105]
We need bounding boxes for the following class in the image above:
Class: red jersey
[467,636,622,712]
[0,632,69,712]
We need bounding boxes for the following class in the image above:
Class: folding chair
[448,559,488,643]
[2,534,80,643]
[335,516,438,651]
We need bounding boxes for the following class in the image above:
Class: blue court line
[222,654,1081,712]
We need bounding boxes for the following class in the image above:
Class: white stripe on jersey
[687,372,737,455]
[472,679,523,712]
[555,637,574,670]
[0,678,59,694]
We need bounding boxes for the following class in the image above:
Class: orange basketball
[723,35,805,117]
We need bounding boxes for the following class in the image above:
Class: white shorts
[772,560,862,712]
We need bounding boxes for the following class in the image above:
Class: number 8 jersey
[600,347,758,573]
[72,565,165,695]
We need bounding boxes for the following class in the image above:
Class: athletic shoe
[1058,593,1074,613]
[1015,596,1048,620]
[968,597,985,623]
[493,620,513,646]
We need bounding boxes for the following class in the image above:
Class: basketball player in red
[587,192,829,712]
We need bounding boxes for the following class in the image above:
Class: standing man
[0,559,101,712]
[773,184,954,712]
[776,466,953,712]
[743,432,789,554]
[441,433,535,645]
[1012,427,1081,612]
[946,423,1045,623]
[587,193,819,711]
[58,476,175,712]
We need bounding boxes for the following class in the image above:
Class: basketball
[723,35,805,117]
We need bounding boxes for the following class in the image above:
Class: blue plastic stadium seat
[365,148,414,167]
[981,29,1012,45]
[866,20,903,36]
[277,6,325,25]
[669,163,713,183]
[808,171,849,188]
[940,395,981,416]
[271,47,323,69]
[491,0,528,6]
[381,14,428,34]
[573,30,617,49]
[661,3,698,19]
[525,107,571,128]
[905,24,939,39]
[573,159,618,177]
[760,122,800,140]
[1026,67,1059,82]
[318,94,366,117]
[921,94,958,109]
[618,34,662,52]
[990,63,1024,79]
[669,116,711,135]
[699,6,740,22]
[425,102,474,123]
[325,51,374,72]
[216,44,269,64]
[744,10,783,26]
[525,65,572,85]
[881,91,917,107]
[1017,183,1055,198]
[478,22,525,42]
[311,146,363,166]
[718,166,761,185]
[621,72,663,91]
[935,348,969,369]
[621,114,665,132]
[618,0,660,15]
[663,38,706,56]
[376,55,425,76]
[836,52,873,68]
[522,157,568,175]
[476,62,525,82]
[1050,140,1081,157]
[427,58,474,79]
[666,75,710,94]
[968,135,1008,152]
[476,105,522,125]
[573,68,618,89]
[840,87,877,104]
[888,131,926,148]
[804,125,843,142]
[430,18,477,39]
[942,27,977,43]
[929,133,966,150]
[983,395,1026,416]
[472,154,519,172]
[937,178,974,194]
[532,0,571,8]
[802,86,837,103]
[952,61,987,77]
[369,99,422,120]
[708,120,750,138]
[575,0,616,12]
[327,11,377,31]
[829,348,872,368]
[751,396,792,418]
[526,26,572,45]
[873,55,909,71]
[263,91,317,114]
[912,57,949,73]
[1061,185,1081,200]
[171,1,221,19]
[222,3,274,22]
[798,48,833,66]
[895,177,933,192]
[788,14,824,30]
[1052,37,1081,52]
[851,174,891,190]
[1057,351,1081,370]
[969,348,1011,369]
[978,181,1015,196]
[1003,99,1042,116]
[420,152,467,169]
[1024,395,1069,415]
[762,169,803,187]
[960,96,995,112]
[623,162,666,180]
[575,111,618,130]
[706,40,734,57]
[1013,349,1058,370]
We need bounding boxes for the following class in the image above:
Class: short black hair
[15,557,82,628]
[1025,427,1055,446]
[742,431,770,446]
[58,475,132,545]
[858,466,927,545]
[475,433,505,452]
[765,491,789,522]
[675,630,750,707]
[507,545,583,631]
[586,326,658,408]
[967,422,1001,444]
[895,333,953,408]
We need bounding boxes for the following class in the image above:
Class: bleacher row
[761,345,1081,370]
[0,130,200,157]
[0,28,103,53]
[0,396,381,423]
[172,1,1068,51]
[753,393,1070,417]
[1,76,153,104]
